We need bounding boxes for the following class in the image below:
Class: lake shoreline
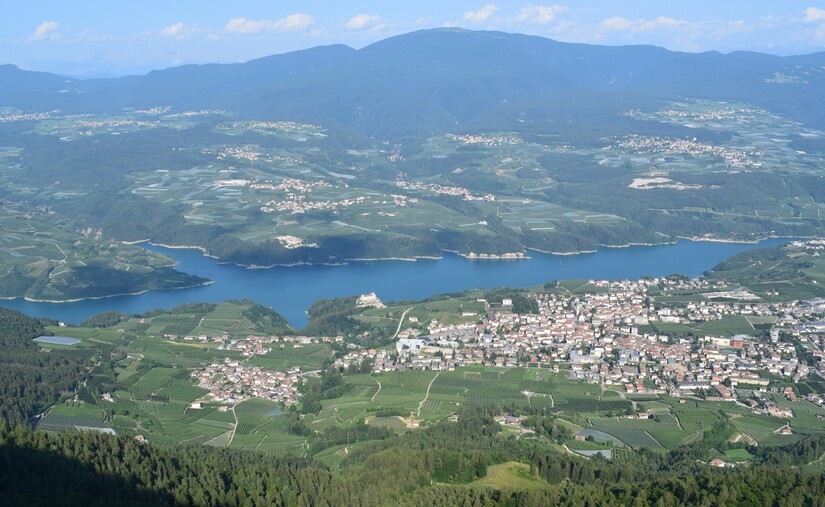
[1,237,799,327]
[4,236,797,305]
[137,236,796,268]
[0,280,215,305]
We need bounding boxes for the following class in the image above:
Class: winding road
[392,306,416,339]
[370,375,382,402]
[416,371,441,418]
[227,406,239,446]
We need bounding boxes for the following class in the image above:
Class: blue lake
[0,239,792,328]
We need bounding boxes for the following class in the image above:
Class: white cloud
[592,16,773,52]
[346,13,381,30]
[513,4,567,25]
[160,22,185,38]
[225,13,314,34]
[225,18,266,34]
[276,13,314,31]
[710,20,754,40]
[29,20,59,41]
[804,7,825,23]
[463,4,499,23]
[599,16,684,33]
[815,24,825,43]
[804,7,825,46]
[647,16,683,31]
[599,16,632,32]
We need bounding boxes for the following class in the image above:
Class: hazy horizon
[3,1,825,77]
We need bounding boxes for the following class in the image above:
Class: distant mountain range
[3,28,825,139]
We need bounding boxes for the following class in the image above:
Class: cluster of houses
[446,133,523,146]
[629,104,765,124]
[257,177,333,193]
[167,332,341,357]
[275,235,319,249]
[257,186,414,216]
[163,109,224,118]
[395,179,495,202]
[214,147,262,163]
[191,358,302,406]
[220,120,322,136]
[131,106,171,115]
[332,347,383,372]
[165,333,276,357]
[215,336,274,357]
[335,262,825,416]
[614,134,762,169]
[209,175,351,216]
[0,109,59,122]
[261,193,366,214]
[165,329,351,406]
[209,145,301,165]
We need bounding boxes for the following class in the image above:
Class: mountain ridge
[2,28,824,139]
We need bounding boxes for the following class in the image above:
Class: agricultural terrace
[0,203,206,301]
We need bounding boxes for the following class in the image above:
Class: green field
[723,448,757,461]
[317,367,633,432]
[22,284,825,467]
[649,316,758,337]
[34,306,305,448]
[0,203,208,300]
[768,394,825,432]
[116,301,293,339]
[469,461,549,491]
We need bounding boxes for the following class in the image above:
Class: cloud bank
[225,13,314,34]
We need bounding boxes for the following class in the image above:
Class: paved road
[392,306,416,339]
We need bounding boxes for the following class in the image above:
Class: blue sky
[4,1,825,76]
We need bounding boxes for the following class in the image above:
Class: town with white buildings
[177,240,825,419]
[335,241,825,418]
